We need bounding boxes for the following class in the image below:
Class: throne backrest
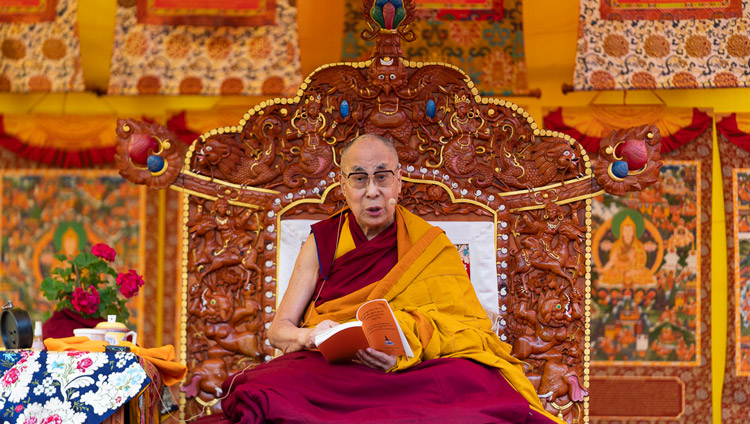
[276,186,501,318]
[115,2,663,421]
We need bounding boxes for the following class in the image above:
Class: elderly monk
[214,134,563,424]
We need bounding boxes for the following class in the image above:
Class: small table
[0,350,159,424]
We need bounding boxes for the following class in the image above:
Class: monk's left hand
[355,348,397,371]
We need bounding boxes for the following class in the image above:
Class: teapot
[95,315,137,346]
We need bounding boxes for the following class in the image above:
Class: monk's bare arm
[268,235,337,353]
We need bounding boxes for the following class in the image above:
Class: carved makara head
[198,136,233,166]
[534,139,580,178]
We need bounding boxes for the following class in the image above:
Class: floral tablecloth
[0,350,150,424]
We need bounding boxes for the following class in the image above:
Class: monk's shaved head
[340,134,398,171]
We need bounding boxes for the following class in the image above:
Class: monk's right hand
[304,319,339,349]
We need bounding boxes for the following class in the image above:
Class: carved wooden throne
[115,1,662,421]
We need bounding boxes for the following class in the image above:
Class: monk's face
[622,223,635,245]
[340,136,402,239]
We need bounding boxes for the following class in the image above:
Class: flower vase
[42,308,104,339]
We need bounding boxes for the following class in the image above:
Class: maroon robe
[311,211,397,305]
[194,213,556,424]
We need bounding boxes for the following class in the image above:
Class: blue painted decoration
[147,155,165,174]
[340,100,350,118]
[611,160,629,179]
[426,99,436,119]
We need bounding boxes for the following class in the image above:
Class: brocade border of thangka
[717,116,750,423]
[600,0,742,20]
[135,0,276,27]
[0,0,57,23]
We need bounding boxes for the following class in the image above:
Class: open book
[314,299,414,364]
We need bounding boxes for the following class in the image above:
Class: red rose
[71,286,100,315]
[24,417,38,424]
[15,404,23,412]
[2,368,19,385]
[76,357,93,372]
[91,243,116,262]
[116,270,145,298]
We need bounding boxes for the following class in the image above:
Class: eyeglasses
[344,170,398,189]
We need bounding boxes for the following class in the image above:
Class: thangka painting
[545,105,713,422]
[0,170,144,327]
[590,162,700,365]
[342,0,537,96]
[574,0,750,90]
[735,170,750,376]
[108,0,301,96]
[0,0,84,92]
[716,113,750,422]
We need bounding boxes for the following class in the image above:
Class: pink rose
[76,357,93,372]
[67,351,84,357]
[71,286,100,315]
[91,243,116,262]
[41,415,62,424]
[23,418,37,424]
[116,270,145,298]
[14,404,23,412]
[2,368,20,385]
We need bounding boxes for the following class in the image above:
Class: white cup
[73,328,108,341]
[104,330,137,346]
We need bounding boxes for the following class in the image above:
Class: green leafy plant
[41,243,144,322]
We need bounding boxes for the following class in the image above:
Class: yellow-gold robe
[305,205,565,424]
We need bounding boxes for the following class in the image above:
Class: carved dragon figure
[494,133,582,189]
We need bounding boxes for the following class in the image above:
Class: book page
[356,299,413,358]
[314,321,369,363]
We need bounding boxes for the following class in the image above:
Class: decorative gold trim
[169,186,260,210]
[584,197,592,424]
[179,189,189,421]
[156,189,166,347]
[510,190,605,213]
[182,170,281,195]
[150,160,168,177]
[606,164,625,182]
[498,174,595,198]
